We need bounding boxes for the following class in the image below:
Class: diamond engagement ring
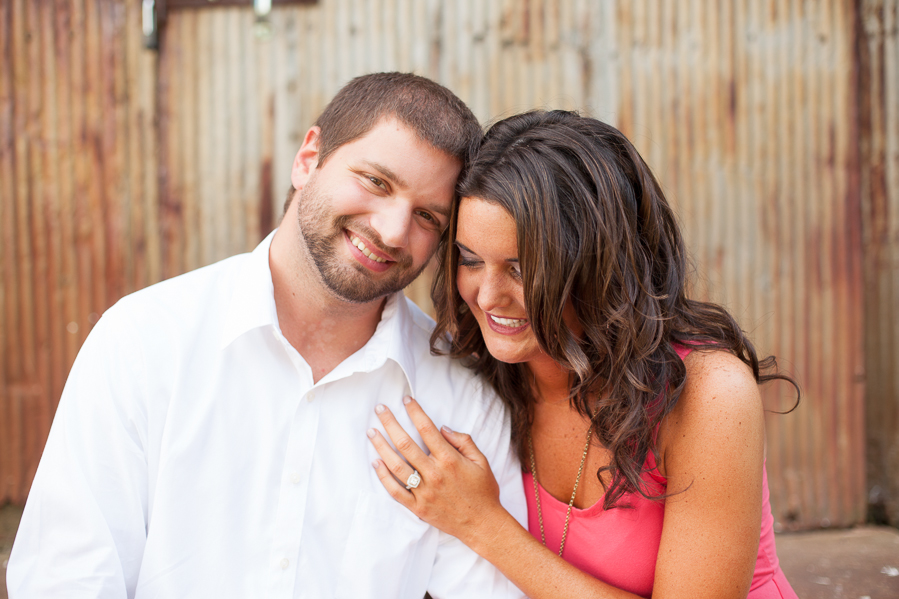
[405,470,422,490]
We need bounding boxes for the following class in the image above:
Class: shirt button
[291,471,301,484]
[280,558,289,570]
[306,391,315,402]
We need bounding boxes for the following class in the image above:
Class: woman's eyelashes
[458,255,481,269]
[457,250,523,280]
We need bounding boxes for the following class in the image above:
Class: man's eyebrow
[428,202,452,219]
[364,160,452,219]
[364,161,408,189]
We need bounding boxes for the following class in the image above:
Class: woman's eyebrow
[454,241,519,263]
[454,241,476,254]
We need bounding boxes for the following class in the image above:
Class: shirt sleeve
[6,304,151,598]
[426,377,528,599]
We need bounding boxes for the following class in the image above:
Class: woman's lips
[485,312,530,335]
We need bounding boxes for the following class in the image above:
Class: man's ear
[291,126,321,190]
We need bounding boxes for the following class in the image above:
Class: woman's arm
[652,349,766,598]
[369,348,766,599]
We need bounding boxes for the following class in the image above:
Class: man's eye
[367,175,386,189]
[416,210,435,222]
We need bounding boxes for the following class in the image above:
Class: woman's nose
[477,271,511,312]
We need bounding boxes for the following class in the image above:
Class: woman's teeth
[491,315,528,327]
[350,236,387,263]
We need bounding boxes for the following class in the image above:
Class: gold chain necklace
[527,423,594,558]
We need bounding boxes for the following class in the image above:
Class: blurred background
[0,0,897,551]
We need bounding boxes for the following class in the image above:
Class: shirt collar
[219,230,421,394]
[358,292,419,394]
[219,230,279,351]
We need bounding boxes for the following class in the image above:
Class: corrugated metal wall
[861,0,899,524]
[1,0,159,505]
[0,0,889,531]
[612,0,867,530]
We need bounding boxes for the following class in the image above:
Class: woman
[367,110,799,598]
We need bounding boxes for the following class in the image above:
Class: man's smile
[344,229,395,272]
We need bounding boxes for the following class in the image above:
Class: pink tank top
[524,346,798,598]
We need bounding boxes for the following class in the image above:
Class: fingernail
[441,425,453,434]
[371,460,379,469]
[375,404,386,414]
[366,428,376,438]
[403,396,412,405]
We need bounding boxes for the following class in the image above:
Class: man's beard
[296,174,428,304]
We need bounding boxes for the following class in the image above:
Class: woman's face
[455,197,548,366]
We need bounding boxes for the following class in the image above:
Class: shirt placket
[267,332,320,598]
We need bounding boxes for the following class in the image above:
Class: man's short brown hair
[315,72,481,166]
[284,72,481,212]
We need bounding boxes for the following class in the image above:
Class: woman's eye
[458,258,481,269]
[416,210,435,222]
[511,266,522,280]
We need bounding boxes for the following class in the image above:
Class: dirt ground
[777,526,899,598]
[1,505,22,599]
[2,504,898,598]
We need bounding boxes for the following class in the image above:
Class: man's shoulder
[398,296,469,377]
[401,295,439,343]
[103,252,249,335]
[396,297,505,418]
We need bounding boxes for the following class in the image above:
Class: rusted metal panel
[0,0,15,503]
[167,0,315,6]
[0,0,881,533]
[0,0,20,505]
[607,0,867,530]
[0,0,159,505]
[861,0,899,524]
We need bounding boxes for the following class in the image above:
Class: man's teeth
[491,315,528,327]
[350,236,387,263]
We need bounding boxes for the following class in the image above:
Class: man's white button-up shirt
[8,233,527,598]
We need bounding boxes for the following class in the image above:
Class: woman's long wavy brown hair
[431,110,798,510]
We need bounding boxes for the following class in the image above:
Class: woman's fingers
[401,396,456,459]
[367,427,418,487]
[399,396,486,468]
[440,426,489,467]
[371,459,415,506]
[374,403,430,465]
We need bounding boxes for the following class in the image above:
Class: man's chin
[320,270,409,305]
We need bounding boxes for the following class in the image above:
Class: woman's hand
[368,398,641,599]
[367,396,509,547]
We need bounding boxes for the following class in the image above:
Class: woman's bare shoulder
[658,349,765,470]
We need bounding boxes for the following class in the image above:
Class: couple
[8,73,798,598]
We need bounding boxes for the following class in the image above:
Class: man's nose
[370,202,412,249]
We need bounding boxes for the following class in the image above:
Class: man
[8,73,526,598]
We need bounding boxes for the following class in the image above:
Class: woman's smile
[485,312,530,333]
